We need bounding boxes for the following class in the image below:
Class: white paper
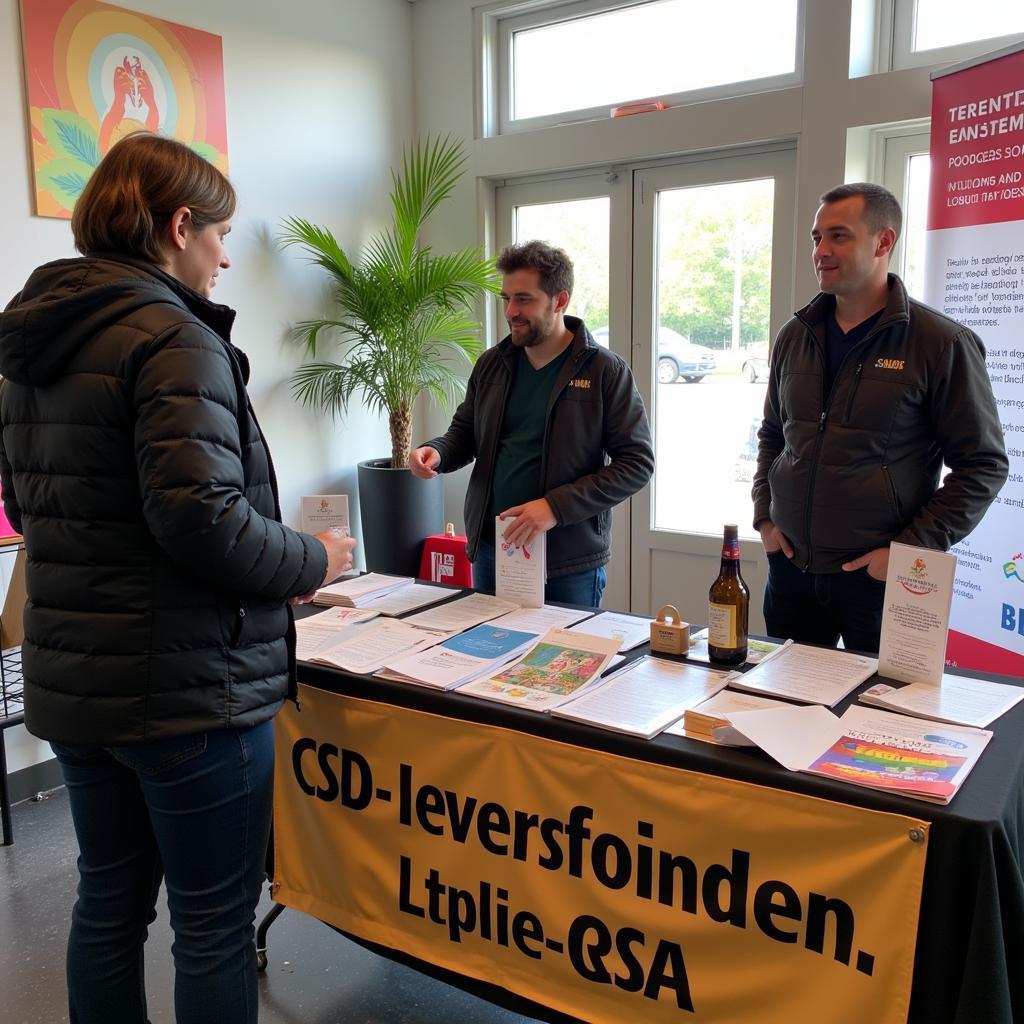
[860,673,1024,728]
[310,619,446,674]
[666,689,794,740]
[566,610,653,652]
[495,517,546,608]
[878,542,957,685]
[715,705,841,770]
[403,591,519,632]
[359,582,454,617]
[488,604,594,633]
[553,657,731,738]
[728,642,877,707]
[314,573,413,607]
[300,494,350,535]
[294,607,379,661]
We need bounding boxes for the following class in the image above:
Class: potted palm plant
[281,137,499,575]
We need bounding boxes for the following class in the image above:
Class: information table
[272,638,1024,1024]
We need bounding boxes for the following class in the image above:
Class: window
[888,0,1024,71]
[875,125,930,299]
[487,0,803,134]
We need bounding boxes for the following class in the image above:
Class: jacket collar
[795,273,911,336]
[496,314,596,368]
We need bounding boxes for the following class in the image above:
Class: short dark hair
[496,240,574,297]
[72,132,236,263]
[819,182,902,240]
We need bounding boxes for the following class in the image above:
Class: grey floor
[0,787,544,1023]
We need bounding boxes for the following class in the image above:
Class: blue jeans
[473,541,608,608]
[51,721,275,1024]
[763,550,886,653]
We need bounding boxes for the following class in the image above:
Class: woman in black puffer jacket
[0,133,355,1024]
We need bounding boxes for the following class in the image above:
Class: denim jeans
[473,541,608,608]
[763,550,886,653]
[51,720,275,1024]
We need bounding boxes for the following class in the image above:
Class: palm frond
[278,218,353,282]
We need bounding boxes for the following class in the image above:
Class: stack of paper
[458,628,620,711]
[552,657,732,738]
[860,674,1024,728]
[685,628,782,666]
[566,610,653,653]
[721,703,991,804]
[308,619,446,675]
[295,606,379,662]
[495,517,546,608]
[728,641,878,708]
[672,689,795,743]
[313,573,413,608]
[358,582,454,617]
[403,591,519,632]
[376,624,540,689]
[488,604,594,633]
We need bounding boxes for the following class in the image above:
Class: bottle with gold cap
[707,524,749,666]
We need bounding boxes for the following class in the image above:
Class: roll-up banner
[926,42,1024,676]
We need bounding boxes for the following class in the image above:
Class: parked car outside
[741,344,770,383]
[591,325,717,383]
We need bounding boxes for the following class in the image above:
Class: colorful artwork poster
[19,0,228,219]
[490,643,606,695]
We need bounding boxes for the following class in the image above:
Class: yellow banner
[274,685,929,1024]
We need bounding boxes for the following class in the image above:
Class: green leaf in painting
[37,156,95,213]
[40,109,101,168]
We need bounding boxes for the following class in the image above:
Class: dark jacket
[753,274,1008,573]
[425,317,654,576]
[0,255,328,746]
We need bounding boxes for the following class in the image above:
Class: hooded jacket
[0,255,327,746]
[753,275,1008,573]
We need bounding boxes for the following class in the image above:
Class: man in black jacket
[410,241,653,607]
[753,182,1007,652]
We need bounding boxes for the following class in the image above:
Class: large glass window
[496,0,801,132]
[913,0,1024,52]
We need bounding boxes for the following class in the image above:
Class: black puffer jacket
[0,255,327,746]
[753,275,1007,573]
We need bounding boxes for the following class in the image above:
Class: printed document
[403,591,519,632]
[313,573,412,608]
[309,619,445,675]
[495,518,545,608]
[488,604,594,633]
[878,542,956,685]
[295,607,379,662]
[358,582,454,617]
[860,673,1024,728]
[686,628,781,666]
[566,610,653,652]
[300,494,349,535]
[669,689,795,742]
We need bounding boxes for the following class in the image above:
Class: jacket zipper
[843,362,864,424]
[473,360,513,558]
[231,602,246,646]
[539,346,596,493]
[881,464,901,520]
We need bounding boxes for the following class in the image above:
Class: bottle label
[708,603,737,647]
[721,538,740,560]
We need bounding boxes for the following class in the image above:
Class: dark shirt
[825,308,883,397]
[487,345,572,540]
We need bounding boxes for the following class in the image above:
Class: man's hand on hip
[842,546,889,581]
[758,520,794,558]
[499,499,557,548]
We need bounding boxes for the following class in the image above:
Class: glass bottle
[707,524,749,666]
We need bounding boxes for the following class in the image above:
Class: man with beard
[410,241,653,606]
[753,182,1006,652]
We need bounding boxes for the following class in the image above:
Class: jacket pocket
[881,465,902,521]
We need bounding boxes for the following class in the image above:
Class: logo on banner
[1004,554,1024,584]
[898,558,939,596]
[431,551,455,580]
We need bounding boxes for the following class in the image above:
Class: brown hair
[71,132,236,262]
[496,240,574,297]
[819,182,902,240]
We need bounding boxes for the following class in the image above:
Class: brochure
[495,517,545,608]
[860,673,1024,728]
[552,656,732,738]
[300,494,350,535]
[294,606,379,662]
[685,627,782,666]
[403,591,519,633]
[728,641,878,708]
[359,582,455,617]
[719,703,991,804]
[670,689,796,743]
[458,628,620,711]
[878,542,957,685]
[375,624,539,690]
[313,573,413,608]
[488,604,594,634]
[309,619,446,675]
[566,610,653,653]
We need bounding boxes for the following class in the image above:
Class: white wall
[0,0,416,775]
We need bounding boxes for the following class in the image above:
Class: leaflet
[720,703,991,803]
[375,624,539,690]
[313,572,413,608]
[878,542,957,685]
[359,582,455,617]
[458,628,620,711]
[728,641,877,707]
[403,591,519,633]
[294,606,379,662]
[300,494,349,535]
[309,619,446,675]
[859,673,1024,728]
[669,689,795,743]
[566,610,653,652]
[495,517,545,608]
[552,656,732,738]
[685,628,782,666]
[488,604,594,634]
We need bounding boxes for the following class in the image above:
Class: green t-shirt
[488,346,572,538]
